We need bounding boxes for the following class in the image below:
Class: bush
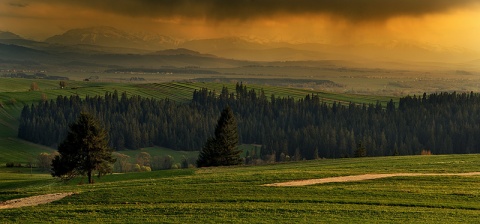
[133,164,141,172]
[163,155,174,169]
[113,152,131,173]
[136,152,151,167]
[421,150,432,155]
[141,166,152,172]
[8,98,16,105]
[38,152,56,171]
[5,162,22,167]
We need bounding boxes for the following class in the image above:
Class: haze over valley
[2,0,480,96]
[1,25,480,96]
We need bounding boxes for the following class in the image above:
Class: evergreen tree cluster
[18,83,480,161]
[18,91,216,151]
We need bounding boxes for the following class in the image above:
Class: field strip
[0,192,75,209]
[264,172,480,187]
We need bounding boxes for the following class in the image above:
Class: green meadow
[0,78,395,107]
[118,146,198,164]
[1,154,479,223]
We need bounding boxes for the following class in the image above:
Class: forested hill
[18,83,480,160]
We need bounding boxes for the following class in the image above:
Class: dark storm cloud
[9,2,29,7]
[38,0,480,21]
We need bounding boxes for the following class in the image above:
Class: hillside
[1,154,479,222]
[0,78,392,165]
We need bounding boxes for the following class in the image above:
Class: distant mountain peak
[45,26,178,50]
[0,31,23,40]
[46,26,135,44]
[151,48,216,57]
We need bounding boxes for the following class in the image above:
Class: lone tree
[59,81,67,89]
[355,141,367,158]
[197,106,241,167]
[51,112,116,184]
[30,82,39,91]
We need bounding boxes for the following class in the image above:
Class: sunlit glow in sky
[1,0,480,52]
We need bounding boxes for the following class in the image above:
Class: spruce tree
[197,137,219,167]
[197,106,241,167]
[51,112,116,184]
[355,141,367,158]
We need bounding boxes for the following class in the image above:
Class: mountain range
[0,31,23,40]
[0,27,479,71]
[45,26,178,51]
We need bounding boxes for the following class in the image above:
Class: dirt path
[0,192,75,209]
[264,172,480,187]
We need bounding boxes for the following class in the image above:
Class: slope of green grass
[0,79,61,93]
[0,105,56,165]
[117,146,198,164]
[141,82,396,105]
[0,78,396,108]
[0,105,57,165]
[1,154,480,223]
[0,79,174,107]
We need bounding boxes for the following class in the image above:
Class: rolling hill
[1,154,479,222]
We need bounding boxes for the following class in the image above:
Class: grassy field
[142,82,395,106]
[0,154,479,223]
[0,78,396,107]
[118,146,199,164]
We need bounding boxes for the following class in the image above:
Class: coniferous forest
[18,83,480,161]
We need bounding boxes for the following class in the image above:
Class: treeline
[18,83,480,161]
[18,91,216,151]
[193,78,342,88]
[105,67,219,74]
[3,72,69,80]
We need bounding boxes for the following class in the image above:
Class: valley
[1,22,480,223]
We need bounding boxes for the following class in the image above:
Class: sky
[2,0,480,52]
